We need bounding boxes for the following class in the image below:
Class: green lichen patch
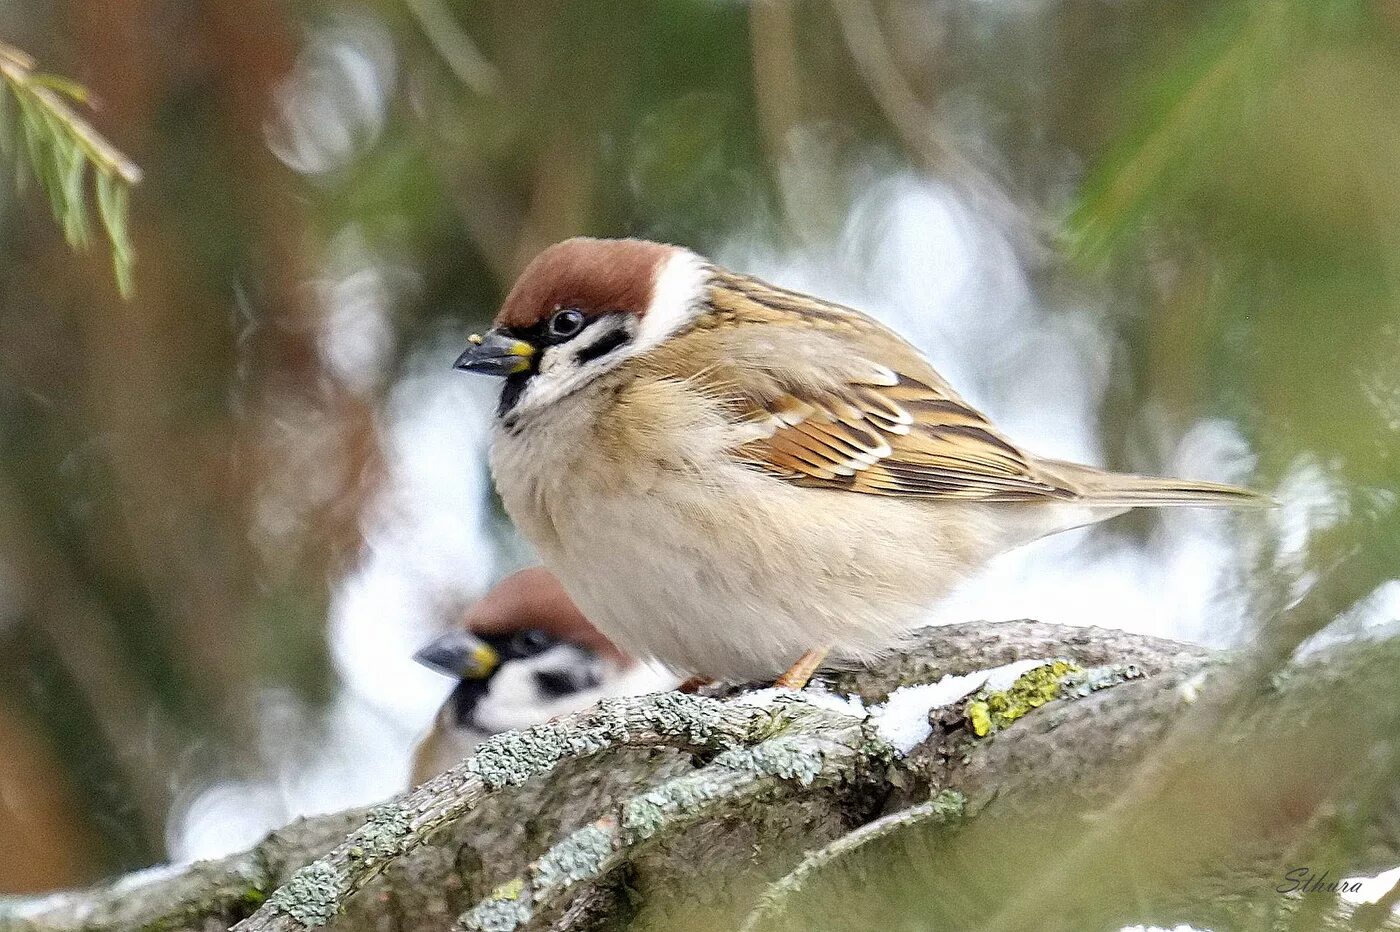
[963,660,1151,736]
[265,860,343,928]
[462,879,532,932]
[531,824,614,893]
[462,693,774,790]
[617,726,853,845]
[926,788,966,823]
[345,802,413,861]
[465,721,621,790]
[490,877,525,901]
[713,736,826,786]
[1059,662,1146,698]
[619,772,745,843]
[965,660,1081,737]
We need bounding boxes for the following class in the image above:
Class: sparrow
[453,237,1264,687]
[409,568,673,784]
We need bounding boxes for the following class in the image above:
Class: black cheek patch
[575,328,632,364]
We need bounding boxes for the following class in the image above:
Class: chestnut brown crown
[495,237,678,332]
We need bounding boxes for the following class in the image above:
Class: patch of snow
[869,677,978,753]
[801,687,869,718]
[866,659,1056,754]
[732,659,1065,755]
[982,658,1055,692]
[1341,865,1400,906]
[1,893,74,921]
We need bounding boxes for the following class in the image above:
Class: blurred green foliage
[1070,0,1400,626]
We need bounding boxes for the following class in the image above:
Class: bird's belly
[500,452,1001,679]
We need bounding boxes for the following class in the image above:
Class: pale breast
[487,370,1027,679]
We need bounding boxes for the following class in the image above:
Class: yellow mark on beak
[467,643,501,679]
[503,340,535,373]
[468,333,484,345]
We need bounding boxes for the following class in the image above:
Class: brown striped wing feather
[706,272,1077,503]
[735,370,1079,502]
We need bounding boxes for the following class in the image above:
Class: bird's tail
[1037,458,1271,509]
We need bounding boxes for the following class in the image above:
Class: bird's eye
[546,308,586,342]
[510,629,553,656]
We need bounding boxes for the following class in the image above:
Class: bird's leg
[774,647,829,691]
[678,675,714,694]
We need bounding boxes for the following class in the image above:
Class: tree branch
[458,698,886,931]
[5,621,1395,932]
[230,693,792,932]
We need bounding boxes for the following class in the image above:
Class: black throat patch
[498,370,532,419]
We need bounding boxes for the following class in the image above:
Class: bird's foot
[677,675,714,694]
[773,647,830,691]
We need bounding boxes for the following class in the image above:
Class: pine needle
[0,40,141,297]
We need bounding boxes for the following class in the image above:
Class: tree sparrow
[409,568,673,784]
[454,238,1263,686]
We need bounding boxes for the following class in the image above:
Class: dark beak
[413,630,501,680]
[453,329,536,377]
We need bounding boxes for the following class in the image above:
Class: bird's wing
[701,270,1078,503]
[734,368,1078,502]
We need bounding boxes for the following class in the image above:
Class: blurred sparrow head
[454,238,1263,684]
[413,625,604,731]
[409,567,672,784]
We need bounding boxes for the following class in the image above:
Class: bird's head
[413,626,605,731]
[453,237,709,421]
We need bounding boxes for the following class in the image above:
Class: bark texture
[2,620,1396,932]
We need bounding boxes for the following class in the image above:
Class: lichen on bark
[10,621,1387,932]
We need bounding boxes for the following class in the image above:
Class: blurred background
[0,0,1396,896]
